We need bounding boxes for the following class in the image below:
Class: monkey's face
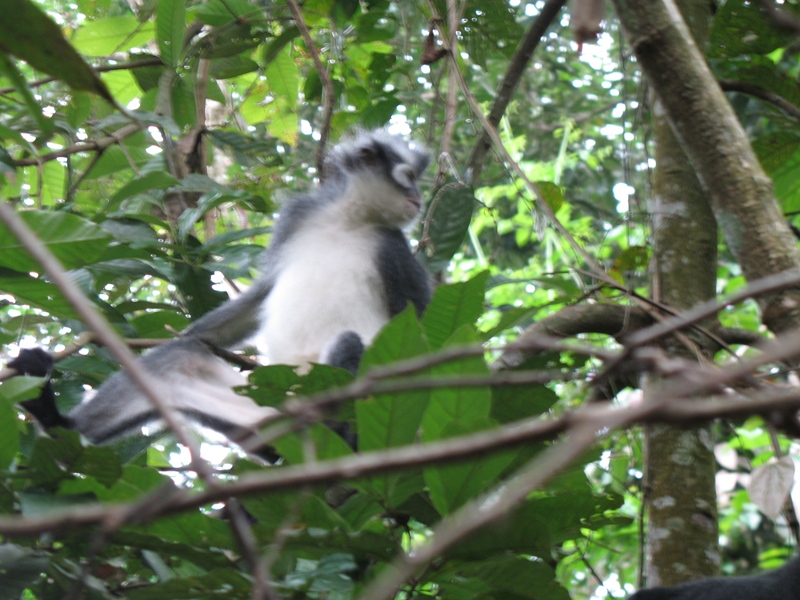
[331,131,431,227]
[346,168,424,227]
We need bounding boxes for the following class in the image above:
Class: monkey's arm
[376,228,431,317]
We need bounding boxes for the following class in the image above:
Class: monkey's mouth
[407,195,422,210]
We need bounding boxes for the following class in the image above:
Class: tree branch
[719,79,800,121]
[466,0,568,181]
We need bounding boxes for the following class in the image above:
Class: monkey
[628,557,800,600]
[10,130,432,450]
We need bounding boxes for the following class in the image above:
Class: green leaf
[491,383,558,423]
[422,182,476,272]
[27,429,85,489]
[266,45,299,100]
[535,180,564,212]
[420,326,510,513]
[357,307,430,451]
[197,0,255,26]
[435,556,570,600]
[172,72,196,129]
[110,170,180,204]
[209,55,259,79]
[0,52,54,137]
[0,0,114,102]
[754,132,800,213]
[130,311,190,338]
[72,445,124,488]
[272,423,354,464]
[72,16,155,56]
[425,419,516,515]
[422,271,488,350]
[456,0,522,68]
[0,374,49,404]
[0,211,112,272]
[421,327,491,440]
[245,364,300,406]
[172,261,229,318]
[0,270,78,319]
[0,399,19,470]
[198,23,263,59]
[263,26,300,65]
[263,46,299,145]
[156,0,185,68]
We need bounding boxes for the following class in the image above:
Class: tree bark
[612,0,800,337]
[640,0,720,586]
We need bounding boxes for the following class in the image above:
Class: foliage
[0,0,799,599]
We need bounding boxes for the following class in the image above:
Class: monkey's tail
[9,348,73,429]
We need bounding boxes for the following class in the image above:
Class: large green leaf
[266,44,299,102]
[209,55,259,79]
[435,556,570,600]
[172,261,229,317]
[0,0,114,102]
[0,398,19,470]
[754,132,800,213]
[156,0,185,69]
[425,419,517,515]
[421,326,513,514]
[357,307,430,451]
[197,0,255,26]
[71,16,155,56]
[0,211,112,272]
[0,53,53,137]
[421,270,488,350]
[110,170,180,205]
[0,270,78,319]
[422,181,476,272]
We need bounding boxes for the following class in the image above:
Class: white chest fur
[255,205,390,368]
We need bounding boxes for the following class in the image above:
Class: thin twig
[12,123,144,167]
[284,0,335,173]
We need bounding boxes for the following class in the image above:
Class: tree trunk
[643,0,719,586]
[612,0,800,337]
